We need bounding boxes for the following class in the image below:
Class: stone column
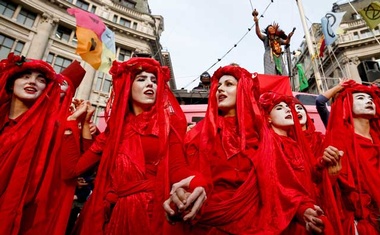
[27,12,58,59]
[76,63,96,100]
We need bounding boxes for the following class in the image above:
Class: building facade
[292,0,380,94]
[0,0,173,125]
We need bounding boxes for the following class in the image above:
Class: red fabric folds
[0,53,62,234]
[72,57,189,235]
[324,82,380,234]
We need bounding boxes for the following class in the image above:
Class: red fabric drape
[324,82,380,234]
[0,53,62,234]
[72,58,188,235]
[24,72,83,235]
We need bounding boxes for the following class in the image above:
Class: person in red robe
[324,81,380,234]
[259,91,340,235]
[164,66,321,234]
[61,57,207,235]
[25,61,91,235]
[0,53,61,234]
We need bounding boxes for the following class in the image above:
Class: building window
[14,41,24,55]
[72,35,78,47]
[90,5,96,13]
[56,25,73,43]
[0,34,25,58]
[360,29,371,38]
[118,48,132,61]
[374,27,380,35]
[132,22,138,30]
[16,8,37,28]
[352,13,360,20]
[113,15,118,23]
[46,53,73,73]
[353,32,359,40]
[118,0,136,9]
[93,105,105,125]
[119,17,131,28]
[75,0,89,11]
[94,72,112,93]
[0,0,16,18]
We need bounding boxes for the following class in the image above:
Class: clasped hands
[163,176,207,224]
[304,205,325,234]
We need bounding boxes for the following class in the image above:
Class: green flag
[359,1,380,30]
[297,64,309,91]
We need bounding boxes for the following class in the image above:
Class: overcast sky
[149,0,346,90]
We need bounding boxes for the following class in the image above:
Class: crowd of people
[0,51,379,235]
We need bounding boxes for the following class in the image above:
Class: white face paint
[295,103,307,126]
[269,101,294,128]
[60,79,69,98]
[12,70,47,105]
[131,71,157,115]
[352,92,376,117]
[216,75,237,117]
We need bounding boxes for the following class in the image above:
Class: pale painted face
[60,79,69,98]
[295,103,307,126]
[269,101,294,128]
[352,92,376,117]
[217,75,237,117]
[131,71,157,115]
[12,70,47,105]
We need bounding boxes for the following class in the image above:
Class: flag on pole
[67,8,115,73]
[297,63,309,91]
[317,35,326,58]
[321,11,346,45]
[359,1,380,30]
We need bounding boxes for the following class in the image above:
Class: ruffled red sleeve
[60,121,101,180]
[168,130,208,191]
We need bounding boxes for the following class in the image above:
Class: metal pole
[295,0,324,93]
[285,44,294,88]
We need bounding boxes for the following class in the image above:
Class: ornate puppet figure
[252,9,294,76]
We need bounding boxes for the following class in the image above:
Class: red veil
[183,65,263,233]
[0,53,61,234]
[252,91,341,235]
[27,61,87,235]
[73,57,187,235]
[324,82,380,234]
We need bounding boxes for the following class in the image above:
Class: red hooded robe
[0,53,61,234]
[324,82,380,234]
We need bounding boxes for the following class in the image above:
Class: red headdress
[0,53,61,234]
[59,60,86,90]
[0,53,55,99]
[196,65,262,160]
[75,57,187,234]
